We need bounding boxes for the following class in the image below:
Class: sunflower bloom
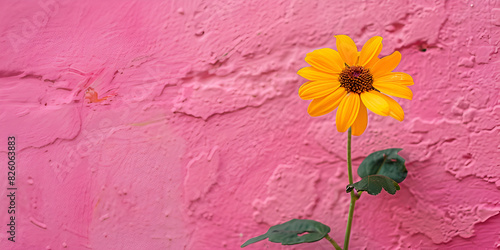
[298,35,414,136]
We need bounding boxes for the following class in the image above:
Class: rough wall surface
[1,0,499,249]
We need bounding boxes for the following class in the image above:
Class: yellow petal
[351,102,368,136]
[335,35,358,66]
[336,93,360,132]
[365,58,379,69]
[373,82,413,100]
[370,51,401,77]
[376,72,414,86]
[299,80,340,100]
[305,48,344,74]
[307,87,347,117]
[380,94,404,121]
[359,36,383,66]
[364,48,382,68]
[360,91,390,116]
[298,67,338,81]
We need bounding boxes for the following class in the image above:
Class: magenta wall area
[1,0,500,249]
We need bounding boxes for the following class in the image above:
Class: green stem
[346,128,353,185]
[343,128,356,250]
[325,234,342,250]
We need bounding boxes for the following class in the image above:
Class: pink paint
[1,0,499,249]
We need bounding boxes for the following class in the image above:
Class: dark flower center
[339,65,374,94]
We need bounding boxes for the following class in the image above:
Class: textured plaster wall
[0,0,499,249]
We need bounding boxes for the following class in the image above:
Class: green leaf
[241,219,331,247]
[240,235,268,247]
[347,175,400,195]
[358,148,407,183]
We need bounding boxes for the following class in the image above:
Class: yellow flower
[298,35,414,136]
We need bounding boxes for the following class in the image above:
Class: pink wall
[1,0,499,249]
